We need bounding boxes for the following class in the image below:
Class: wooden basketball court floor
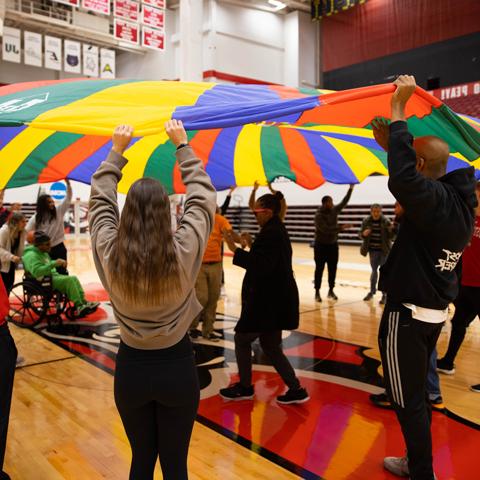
[5,238,480,479]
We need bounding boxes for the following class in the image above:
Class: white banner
[45,36,62,70]
[64,40,81,73]
[83,44,99,77]
[2,27,21,63]
[100,48,116,79]
[24,31,43,67]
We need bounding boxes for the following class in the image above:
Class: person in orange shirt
[190,207,242,341]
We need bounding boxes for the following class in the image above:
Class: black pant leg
[234,332,260,387]
[327,243,339,290]
[443,286,479,364]
[0,266,14,294]
[259,331,300,390]
[0,324,17,474]
[378,303,440,480]
[50,242,68,275]
[314,243,327,291]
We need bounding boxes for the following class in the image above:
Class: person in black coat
[219,191,309,405]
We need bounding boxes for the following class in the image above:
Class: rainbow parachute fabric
[0,79,479,194]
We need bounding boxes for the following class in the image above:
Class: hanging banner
[114,19,139,44]
[83,44,99,77]
[64,40,81,73]
[82,0,110,15]
[53,0,80,6]
[142,4,164,28]
[142,0,165,8]
[100,48,116,79]
[142,26,165,51]
[45,36,62,70]
[114,0,140,22]
[2,27,21,63]
[24,31,43,67]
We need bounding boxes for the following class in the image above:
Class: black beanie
[34,231,50,246]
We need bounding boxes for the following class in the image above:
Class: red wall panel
[322,0,480,72]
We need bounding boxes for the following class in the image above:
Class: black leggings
[114,335,199,480]
[50,242,68,275]
[314,242,339,291]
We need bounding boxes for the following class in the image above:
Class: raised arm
[220,186,235,215]
[249,181,259,211]
[57,179,73,218]
[335,185,354,213]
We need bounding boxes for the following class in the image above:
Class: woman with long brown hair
[0,212,27,292]
[89,121,216,480]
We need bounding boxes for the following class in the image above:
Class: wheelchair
[8,274,76,328]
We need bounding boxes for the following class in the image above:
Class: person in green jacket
[22,231,99,317]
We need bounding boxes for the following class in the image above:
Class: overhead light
[268,0,287,11]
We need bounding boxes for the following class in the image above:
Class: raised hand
[371,117,390,151]
[165,119,188,148]
[392,75,416,105]
[112,124,134,155]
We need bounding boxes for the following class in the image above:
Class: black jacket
[233,215,299,332]
[359,214,393,256]
[379,121,477,309]
[314,187,353,244]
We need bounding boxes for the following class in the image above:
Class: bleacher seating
[224,204,395,245]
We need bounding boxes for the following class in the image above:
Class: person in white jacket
[0,213,27,292]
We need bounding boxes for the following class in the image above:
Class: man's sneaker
[369,392,393,409]
[189,329,201,339]
[277,387,309,405]
[471,384,480,393]
[430,396,446,412]
[314,291,322,302]
[379,293,387,305]
[220,382,254,401]
[327,289,338,300]
[437,357,455,375]
[363,292,374,301]
[203,332,222,342]
[383,456,409,477]
[86,301,100,311]
[75,304,92,317]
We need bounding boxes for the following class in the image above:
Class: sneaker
[369,392,393,409]
[15,355,25,368]
[277,387,309,405]
[219,382,254,401]
[430,396,446,411]
[189,329,201,339]
[437,357,455,375]
[314,291,322,302]
[379,293,387,305]
[383,456,409,477]
[75,304,92,317]
[327,289,338,300]
[86,301,100,311]
[363,292,374,301]
[203,332,222,342]
[471,384,480,393]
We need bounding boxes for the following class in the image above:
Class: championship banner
[142,4,164,28]
[64,40,81,73]
[83,44,99,77]
[53,0,80,6]
[24,31,42,67]
[142,26,164,51]
[2,27,21,63]
[45,36,62,71]
[100,48,116,78]
[114,19,140,44]
[114,0,140,22]
[82,0,110,15]
[142,0,165,8]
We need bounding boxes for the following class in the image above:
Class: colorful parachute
[0,79,479,193]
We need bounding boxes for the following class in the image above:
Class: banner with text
[100,48,116,78]
[142,4,164,28]
[82,0,110,15]
[114,19,140,44]
[24,31,42,67]
[45,36,62,70]
[114,0,140,22]
[142,0,165,8]
[2,27,21,63]
[83,44,99,77]
[64,40,81,73]
[53,0,80,6]
[142,26,165,51]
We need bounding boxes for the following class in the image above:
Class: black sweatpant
[235,330,300,391]
[50,242,68,276]
[0,264,15,293]
[0,323,17,476]
[443,285,480,365]
[114,335,199,480]
[314,242,339,291]
[379,302,442,480]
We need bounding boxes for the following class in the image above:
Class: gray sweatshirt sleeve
[57,182,73,218]
[88,151,126,267]
[174,146,216,272]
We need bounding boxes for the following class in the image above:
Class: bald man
[372,76,477,480]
